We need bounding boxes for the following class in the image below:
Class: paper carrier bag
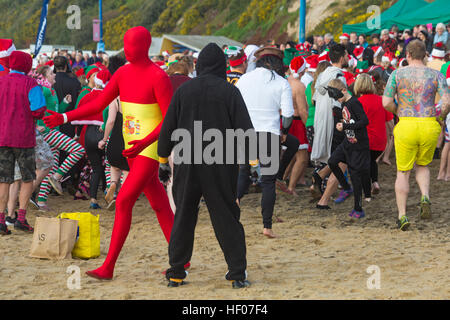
[30,217,78,260]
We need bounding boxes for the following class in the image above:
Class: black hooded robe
[158,43,254,282]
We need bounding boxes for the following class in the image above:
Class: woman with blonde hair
[355,73,394,194]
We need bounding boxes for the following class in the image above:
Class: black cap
[325,86,344,101]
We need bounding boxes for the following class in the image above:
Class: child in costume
[44,26,186,280]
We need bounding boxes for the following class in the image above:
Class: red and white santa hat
[339,33,350,40]
[431,42,446,59]
[306,54,319,72]
[382,51,397,66]
[353,46,364,60]
[94,69,112,88]
[372,45,382,58]
[290,56,307,78]
[0,39,15,67]
[162,50,170,57]
[348,54,357,69]
[318,50,330,62]
[389,31,396,39]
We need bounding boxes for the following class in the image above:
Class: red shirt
[358,94,394,151]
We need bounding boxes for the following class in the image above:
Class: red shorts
[289,119,310,152]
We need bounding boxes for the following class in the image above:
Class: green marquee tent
[342,0,428,35]
[390,0,450,30]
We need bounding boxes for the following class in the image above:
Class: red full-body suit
[45,27,181,280]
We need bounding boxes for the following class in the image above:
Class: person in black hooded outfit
[158,43,256,289]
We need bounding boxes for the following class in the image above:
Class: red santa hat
[382,51,397,66]
[0,39,15,68]
[353,46,364,60]
[431,42,446,59]
[94,69,112,88]
[306,54,319,72]
[348,54,357,69]
[339,33,350,40]
[318,50,330,62]
[343,71,356,86]
[389,31,395,39]
[162,50,170,57]
[75,68,85,78]
[95,61,107,70]
[372,45,382,58]
[289,56,307,78]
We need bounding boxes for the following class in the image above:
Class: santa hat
[44,60,54,68]
[372,46,382,58]
[389,31,395,39]
[353,46,364,60]
[343,71,356,86]
[306,55,319,72]
[318,50,330,62]
[290,56,307,78]
[0,39,15,68]
[382,51,397,66]
[75,68,85,77]
[348,54,357,69]
[162,51,170,57]
[339,33,350,40]
[431,42,446,59]
[94,69,112,88]
[85,65,100,80]
[295,43,308,57]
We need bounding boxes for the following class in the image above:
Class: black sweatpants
[370,150,383,183]
[237,132,281,229]
[166,164,247,282]
[328,143,371,212]
[84,125,105,200]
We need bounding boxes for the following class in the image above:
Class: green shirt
[102,106,109,132]
[305,83,315,127]
[37,86,69,134]
[440,61,450,76]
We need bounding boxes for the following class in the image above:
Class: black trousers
[166,164,247,282]
[328,143,371,212]
[370,150,383,183]
[84,125,105,200]
[237,132,282,229]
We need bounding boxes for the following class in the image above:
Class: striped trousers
[38,129,85,203]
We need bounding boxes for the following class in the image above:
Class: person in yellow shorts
[383,40,450,231]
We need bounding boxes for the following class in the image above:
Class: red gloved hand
[122,139,148,158]
[43,110,64,129]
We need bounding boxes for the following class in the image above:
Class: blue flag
[34,0,50,57]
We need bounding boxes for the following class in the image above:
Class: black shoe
[232,280,251,289]
[0,223,11,235]
[316,204,331,210]
[5,212,17,227]
[14,219,34,232]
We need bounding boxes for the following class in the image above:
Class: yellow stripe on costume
[122,102,162,161]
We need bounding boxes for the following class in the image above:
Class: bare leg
[438,142,449,180]
[288,150,308,192]
[0,183,9,214]
[446,144,450,181]
[415,165,430,199]
[18,181,33,211]
[382,120,395,165]
[395,170,411,219]
[34,169,50,192]
[7,181,20,217]
[317,163,347,206]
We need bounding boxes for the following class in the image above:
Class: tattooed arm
[383,70,398,114]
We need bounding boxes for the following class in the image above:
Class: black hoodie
[158,43,254,164]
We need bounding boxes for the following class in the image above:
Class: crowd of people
[0,21,449,287]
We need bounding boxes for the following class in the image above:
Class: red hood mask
[9,51,32,74]
[124,26,152,64]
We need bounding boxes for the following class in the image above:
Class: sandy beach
[0,160,449,300]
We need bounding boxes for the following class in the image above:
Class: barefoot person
[383,40,450,230]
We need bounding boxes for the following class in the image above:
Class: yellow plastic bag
[58,212,100,259]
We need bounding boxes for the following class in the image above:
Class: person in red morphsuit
[44,26,186,280]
